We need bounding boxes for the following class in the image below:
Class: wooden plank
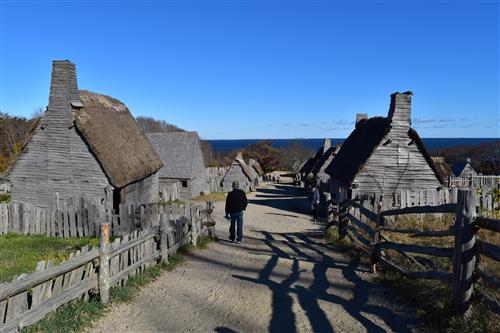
[76,208,83,237]
[378,255,452,281]
[4,274,29,324]
[69,209,77,238]
[110,239,121,286]
[476,217,500,233]
[0,249,99,300]
[378,241,453,257]
[476,238,500,262]
[381,203,456,216]
[380,226,454,237]
[477,264,500,289]
[350,200,378,222]
[346,225,371,248]
[63,212,70,238]
[346,213,375,238]
[110,251,161,284]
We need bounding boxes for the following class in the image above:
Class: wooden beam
[380,226,454,238]
[109,227,158,258]
[476,264,500,289]
[378,255,453,282]
[476,238,500,262]
[381,204,456,216]
[346,213,375,238]
[476,217,500,233]
[350,200,378,222]
[378,241,453,257]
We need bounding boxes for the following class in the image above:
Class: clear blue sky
[1,0,499,139]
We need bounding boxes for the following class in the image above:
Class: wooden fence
[0,202,215,333]
[325,189,499,317]
[449,175,500,188]
[0,200,215,238]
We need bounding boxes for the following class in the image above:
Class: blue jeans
[229,212,244,241]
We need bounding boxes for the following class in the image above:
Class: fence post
[190,204,198,247]
[452,189,477,317]
[206,201,215,238]
[370,194,384,275]
[324,193,333,226]
[159,213,169,264]
[99,222,111,304]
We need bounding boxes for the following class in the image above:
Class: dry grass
[194,192,227,202]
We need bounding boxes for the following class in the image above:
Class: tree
[279,140,315,173]
[242,140,282,173]
[136,116,186,133]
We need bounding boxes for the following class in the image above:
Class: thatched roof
[301,146,325,176]
[299,157,313,175]
[431,157,453,181]
[311,145,339,176]
[325,117,444,185]
[146,132,204,180]
[249,158,264,176]
[235,153,256,181]
[74,90,163,188]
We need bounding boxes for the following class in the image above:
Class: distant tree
[279,140,315,172]
[242,140,281,172]
[136,116,186,133]
[199,140,215,167]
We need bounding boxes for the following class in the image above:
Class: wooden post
[324,193,332,226]
[190,204,198,247]
[99,223,110,304]
[452,189,476,317]
[370,194,384,275]
[206,201,215,238]
[159,213,169,264]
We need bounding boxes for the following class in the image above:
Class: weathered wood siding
[351,93,441,197]
[188,139,210,198]
[9,62,110,208]
[221,162,251,192]
[123,172,159,205]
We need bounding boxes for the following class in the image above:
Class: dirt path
[89,182,418,333]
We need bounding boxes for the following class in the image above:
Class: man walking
[225,181,248,243]
[309,185,320,222]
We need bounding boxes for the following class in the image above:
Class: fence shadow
[232,230,416,333]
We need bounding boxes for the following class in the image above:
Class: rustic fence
[449,175,500,189]
[0,200,216,238]
[206,167,229,193]
[0,202,215,333]
[159,182,181,202]
[325,189,499,317]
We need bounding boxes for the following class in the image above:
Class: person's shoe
[236,240,242,244]
[229,238,236,243]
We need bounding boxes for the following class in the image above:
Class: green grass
[194,192,227,202]
[0,193,10,203]
[0,233,99,282]
[20,235,215,333]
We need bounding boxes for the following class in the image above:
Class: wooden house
[146,132,209,200]
[432,157,454,187]
[311,144,340,192]
[221,152,255,192]
[325,92,444,204]
[8,61,163,209]
[249,158,265,181]
[300,139,332,189]
[452,158,477,178]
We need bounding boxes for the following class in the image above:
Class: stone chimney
[387,91,412,128]
[45,60,81,126]
[356,113,368,124]
[323,138,331,154]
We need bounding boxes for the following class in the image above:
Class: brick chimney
[323,138,331,154]
[45,60,81,126]
[387,91,412,128]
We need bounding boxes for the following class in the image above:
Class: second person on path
[225,181,248,244]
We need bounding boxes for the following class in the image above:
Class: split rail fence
[325,189,499,317]
[0,202,215,333]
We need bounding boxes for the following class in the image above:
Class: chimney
[323,138,331,154]
[387,91,412,128]
[466,158,471,164]
[236,151,243,160]
[46,60,81,126]
[356,113,368,124]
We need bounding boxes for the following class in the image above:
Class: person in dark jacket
[225,181,248,243]
[309,186,320,222]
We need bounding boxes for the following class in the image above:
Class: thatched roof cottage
[311,144,340,191]
[452,158,477,178]
[249,158,265,179]
[325,92,444,202]
[299,139,333,189]
[221,152,255,192]
[8,61,163,209]
[431,157,454,186]
[146,132,209,200]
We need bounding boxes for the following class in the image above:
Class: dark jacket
[309,188,320,210]
[225,189,248,215]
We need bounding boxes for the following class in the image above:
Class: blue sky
[1,0,499,139]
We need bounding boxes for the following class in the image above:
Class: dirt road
[89,182,418,332]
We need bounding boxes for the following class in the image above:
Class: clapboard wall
[9,62,110,209]
[123,172,159,205]
[221,162,251,192]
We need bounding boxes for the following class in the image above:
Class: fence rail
[326,189,500,318]
[0,201,215,333]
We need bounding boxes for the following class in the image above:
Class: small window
[182,180,188,188]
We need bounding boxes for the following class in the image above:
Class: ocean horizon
[207,138,499,153]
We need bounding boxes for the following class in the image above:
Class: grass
[159,199,185,205]
[324,219,500,333]
[21,235,214,333]
[0,233,99,282]
[0,193,10,203]
[194,192,227,202]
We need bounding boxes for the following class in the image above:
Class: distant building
[325,92,444,202]
[431,157,454,186]
[8,61,163,209]
[147,132,209,200]
[221,152,255,192]
[311,144,340,192]
[249,158,265,180]
[300,139,333,189]
[452,158,477,178]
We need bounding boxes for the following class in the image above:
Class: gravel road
[89,181,418,333]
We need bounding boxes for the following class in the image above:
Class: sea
[207,138,499,153]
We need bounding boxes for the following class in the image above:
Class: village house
[299,138,333,190]
[8,61,163,209]
[221,152,255,192]
[146,132,209,200]
[431,156,454,187]
[452,158,477,178]
[325,92,444,205]
[311,143,340,192]
[249,158,265,181]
